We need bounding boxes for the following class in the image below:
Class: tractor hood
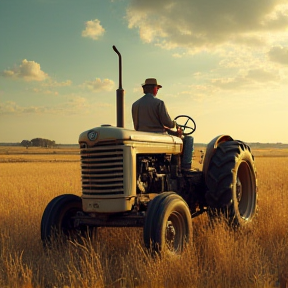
[78,125,183,147]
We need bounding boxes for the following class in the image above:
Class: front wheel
[205,141,257,226]
[143,192,192,254]
[41,194,94,246]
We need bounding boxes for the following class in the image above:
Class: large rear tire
[144,192,192,254]
[41,194,93,246]
[205,141,257,226]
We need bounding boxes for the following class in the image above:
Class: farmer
[132,78,193,170]
[131,78,176,133]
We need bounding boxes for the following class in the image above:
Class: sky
[1,0,288,144]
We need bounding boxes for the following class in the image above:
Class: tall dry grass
[0,147,288,287]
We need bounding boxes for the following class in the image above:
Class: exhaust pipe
[113,45,124,128]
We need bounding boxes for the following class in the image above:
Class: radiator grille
[80,146,124,195]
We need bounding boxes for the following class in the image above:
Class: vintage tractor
[41,46,257,254]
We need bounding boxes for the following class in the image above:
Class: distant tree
[21,140,32,148]
[29,138,56,147]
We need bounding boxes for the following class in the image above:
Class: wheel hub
[166,221,176,242]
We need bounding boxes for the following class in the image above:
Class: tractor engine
[136,154,171,194]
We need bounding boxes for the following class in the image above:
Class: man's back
[132,93,174,132]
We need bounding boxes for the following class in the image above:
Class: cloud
[2,70,15,77]
[0,96,112,116]
[82,19,105,40]
[0,101,46,114]
[33,88,59,96]
[1,59,49,81]
[66,96,112,114]
[268,46,288,65]
[42,80,72,87]
[246,68,280,82]
[172,53,184,58]
[126,0,288,51]
[30,80,72,95]
[82,78,114,92]
[211,68,280,90]
[133,86,143,93]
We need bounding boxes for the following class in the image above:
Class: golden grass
[0,146,288,287]
[0,146,80,163]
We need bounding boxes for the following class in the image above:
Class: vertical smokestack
[113,45,124,128]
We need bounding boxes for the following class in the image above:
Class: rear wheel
[205,141,257,226]
[144,192,192,254]
[41,194,94,246]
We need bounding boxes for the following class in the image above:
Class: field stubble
[0,147,288,287]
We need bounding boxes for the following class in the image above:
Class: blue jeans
[182,136,194,169]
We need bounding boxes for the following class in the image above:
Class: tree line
[21,138,56,148]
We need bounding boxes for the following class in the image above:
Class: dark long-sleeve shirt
[132,93,175,132]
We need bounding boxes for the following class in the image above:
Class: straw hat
[142,78,162,88]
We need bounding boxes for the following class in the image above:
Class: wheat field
[0,146,288,288]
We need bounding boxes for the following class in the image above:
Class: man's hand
[176,123,183,137]
[165,122,183,137]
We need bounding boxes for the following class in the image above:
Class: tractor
[41,46,257,254]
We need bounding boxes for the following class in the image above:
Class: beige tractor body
[79,125,183,213]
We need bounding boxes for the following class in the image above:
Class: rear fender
[202,135,233,181]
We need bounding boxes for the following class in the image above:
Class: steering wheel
[174,115,196,136]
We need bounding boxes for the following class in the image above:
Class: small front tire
[144,192,192,254]
[41,194,93,246]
